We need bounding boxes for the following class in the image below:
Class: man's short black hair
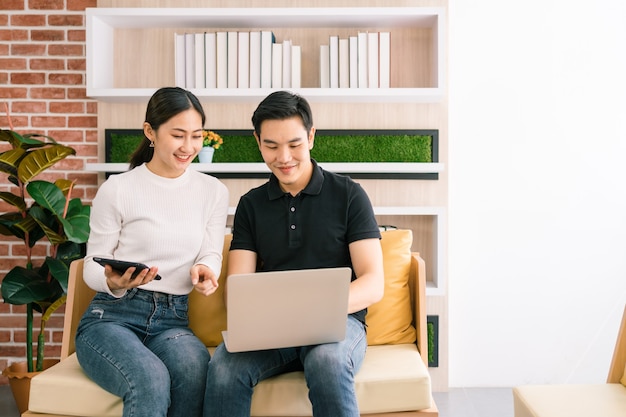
[251,91,314,137]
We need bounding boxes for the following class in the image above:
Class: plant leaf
[0,147,26,178]
[42,295,67,322]
[12,209,46,247]
[53,178,74,195]
[61,202,90,243]
[0,267,55,305]
[17,145,75,184]
[0,129,24,146]
[45,257,71,293]
[0,212,26,237]
[28,205,65,245]
[0,129,49,148]
[27,181,66,216]
[22,133,58,145]
[14,214,40,235]
[0,191,26,211]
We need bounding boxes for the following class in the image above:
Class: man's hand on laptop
[191,264,219,296]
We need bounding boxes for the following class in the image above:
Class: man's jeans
[204,315,367,417]
[75,288,210,417]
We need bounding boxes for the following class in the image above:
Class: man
[204,91,384,417]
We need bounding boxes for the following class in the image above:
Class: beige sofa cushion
[29,344,432,416]
[513,384,626,417]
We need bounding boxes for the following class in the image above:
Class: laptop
[222,267,352,353]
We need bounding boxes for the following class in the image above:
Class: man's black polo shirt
[230,159,381,323]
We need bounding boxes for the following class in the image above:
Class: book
[174,33,186,88]
[271,42,282,88]
[349,36,358,88]
[367,31,379,88]
[194,33,205,89]
[249,31,261,88]
[184,33,195,88]
[205,32,217,89]
[238,31,249,88]
[216,31,227,88]
[339,38,349,88]
[282,39,292,88]
[329,35,339,88]
[378,31,390,88]
[260,31,275,88]
[227,31,238,88]
[357,32,368,88]
[319,44,329,88]
[291,44,301,88]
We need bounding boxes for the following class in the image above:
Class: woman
[75,87,229,417]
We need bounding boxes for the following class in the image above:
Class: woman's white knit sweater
[83,164,229,296]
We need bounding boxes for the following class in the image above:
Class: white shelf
[86,7,445,103]
[86,7,442,28]
[85,162,444,174]
[87,87,444,104]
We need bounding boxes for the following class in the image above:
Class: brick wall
[0,0,99,385]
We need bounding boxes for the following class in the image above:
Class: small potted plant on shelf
[197,130,223,163]
[0,104,91,414]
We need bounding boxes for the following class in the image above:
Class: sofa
[513,305,626,417]
[25,229,438,417]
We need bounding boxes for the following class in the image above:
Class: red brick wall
[0,0,99,385]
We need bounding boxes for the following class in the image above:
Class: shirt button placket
[290,206,296,231]
[288,204,298,246]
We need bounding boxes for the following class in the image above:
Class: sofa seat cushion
[513,384,626,417]
[29,344,431,416]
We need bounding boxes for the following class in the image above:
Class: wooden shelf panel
[85,162,444,174]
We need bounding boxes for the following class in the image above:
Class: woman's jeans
[204,315,367,417]
[75,288,210,417]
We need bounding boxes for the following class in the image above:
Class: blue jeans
[203,315,367,417]
[75,288,210,417]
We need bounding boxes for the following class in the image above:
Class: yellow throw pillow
[621,362,626,386]
[366,229,417,345]
[189,234,232,347]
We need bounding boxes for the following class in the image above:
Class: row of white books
[320,32,390,88]
[174,31,301,89]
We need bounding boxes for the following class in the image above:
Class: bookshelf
[85,7,445,103]
[88,2,449,389]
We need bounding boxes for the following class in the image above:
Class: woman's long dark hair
[129,87,206,169]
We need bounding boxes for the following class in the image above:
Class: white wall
[448,0,626,386]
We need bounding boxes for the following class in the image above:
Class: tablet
[93,257,162,280]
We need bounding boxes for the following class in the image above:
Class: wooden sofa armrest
[607,305,626,383]
[409,252,428,367]
[60,259,95,359]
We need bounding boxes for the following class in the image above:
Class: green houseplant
[0,106,90,375]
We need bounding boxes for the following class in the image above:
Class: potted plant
[197,130,223,163]
[0,105,90,413]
